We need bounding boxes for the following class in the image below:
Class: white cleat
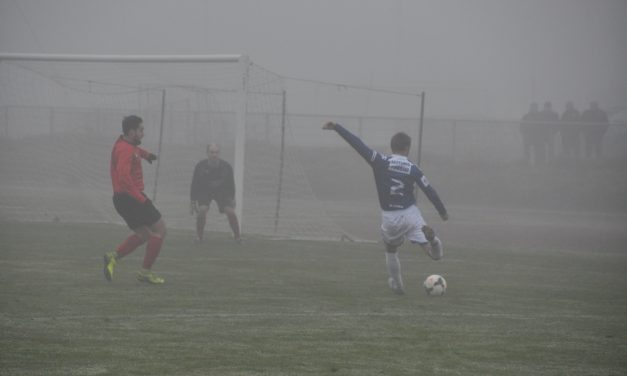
[422,225,443,260]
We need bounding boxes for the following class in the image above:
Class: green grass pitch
[1,221,626,375]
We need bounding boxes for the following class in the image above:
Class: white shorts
[381,205,428,247]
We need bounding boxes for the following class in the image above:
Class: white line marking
[3,311,616,322]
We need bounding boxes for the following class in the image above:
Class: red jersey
[110,136,151,203]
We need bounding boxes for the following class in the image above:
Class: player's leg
[143,219,166,268]
[404,206,443,260]
[420,225,443,261]
[105,193,149,281]
[104,230,149,281]
[381,211,408,294]
[116,232,149,258]
[135,200,166,284]
[410,226,444,261]
[223,207,241,241]
[385,243,405,295]
[218,197,241,242]
[195,202,210,242]
[113,193,151,258]
[135,221,165,284]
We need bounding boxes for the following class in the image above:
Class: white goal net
[0,54,343,240]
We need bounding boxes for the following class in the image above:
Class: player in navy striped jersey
[323,122,448,295]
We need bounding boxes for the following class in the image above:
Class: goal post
[233,55,249,228]
[0,53,343,239]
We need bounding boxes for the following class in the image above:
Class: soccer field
[1,221,626,375]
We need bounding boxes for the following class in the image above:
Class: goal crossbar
[0,53,243,63]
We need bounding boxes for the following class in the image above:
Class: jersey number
[390,178,404,196]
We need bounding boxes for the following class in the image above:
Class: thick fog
[1,0,626,118]
[1,0,626,251]
[2,4,627,374]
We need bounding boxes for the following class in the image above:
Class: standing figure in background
[104,115,167,285]
[323,121,448,295]
[559,101,582,160]
[539,101,560,165]
[190,143,241,243]
[520,102,540,165]
[581,101,609,159]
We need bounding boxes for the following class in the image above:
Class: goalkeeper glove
[146,153,158,164]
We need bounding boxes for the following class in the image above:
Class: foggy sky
[1,0,626,118]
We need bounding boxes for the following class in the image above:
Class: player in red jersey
[104,115,167,284]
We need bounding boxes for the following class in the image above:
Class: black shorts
[198,192,235,213]
[113,193,162,230]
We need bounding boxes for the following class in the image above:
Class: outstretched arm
[425,186,448,221]
[323,122,378,165]
[138,147,158,164]
[414,168,448,221]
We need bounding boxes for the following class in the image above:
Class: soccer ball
[423,274,447,296]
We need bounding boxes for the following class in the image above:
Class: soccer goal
[0,53,343,239]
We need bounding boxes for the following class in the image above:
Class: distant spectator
[538,101,560,164]
[520,102,542,165]
[559,101,582,160]
[580,101,609,159]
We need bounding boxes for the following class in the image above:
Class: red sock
[116,234,146,258]
[142,235,163,270]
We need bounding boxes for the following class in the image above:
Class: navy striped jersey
[333,124,447,215]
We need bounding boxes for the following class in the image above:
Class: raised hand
[322,122,336,130]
